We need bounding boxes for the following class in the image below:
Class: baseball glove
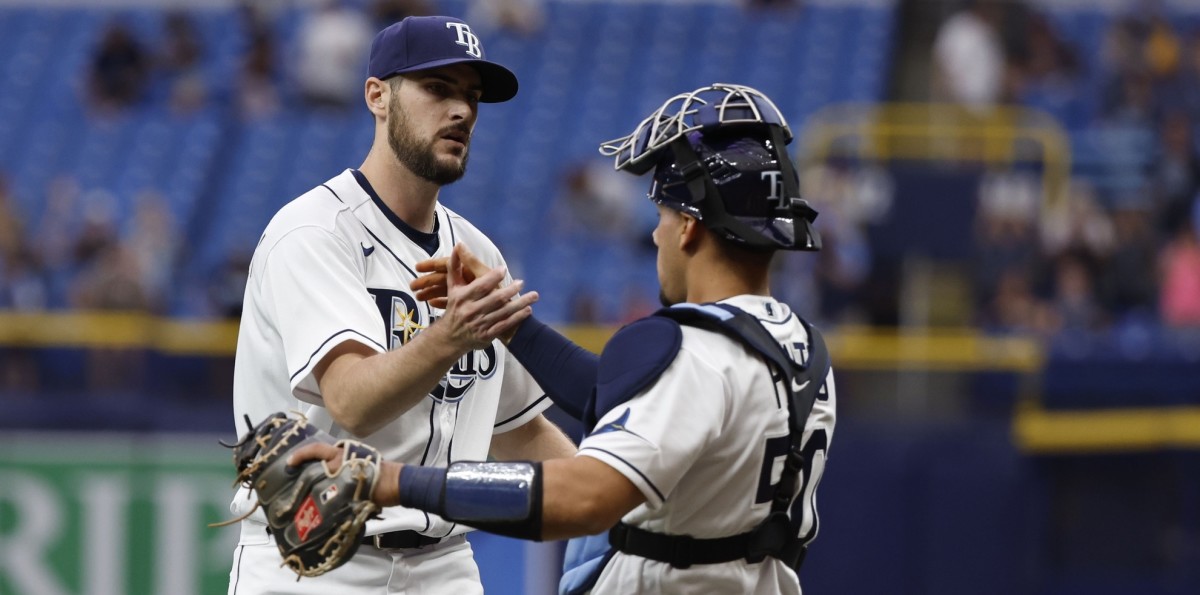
[215,412,383,578]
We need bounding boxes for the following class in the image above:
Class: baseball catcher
[214,412,383,578]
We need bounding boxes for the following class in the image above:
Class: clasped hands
[285,243,522,503]
[424,242,534,350]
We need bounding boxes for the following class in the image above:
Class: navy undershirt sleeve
[506,316,598,420]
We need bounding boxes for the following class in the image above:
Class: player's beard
[387,98,469,186]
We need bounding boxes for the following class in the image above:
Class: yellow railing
[799,103,1072,210]
[4,310,1197,452]
[0,311,1039,371]
[1014,402,1200,453]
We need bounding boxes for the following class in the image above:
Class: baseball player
[226,16,576,594]
[294,84,838,594]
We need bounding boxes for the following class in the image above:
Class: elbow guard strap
[399,461,544,541]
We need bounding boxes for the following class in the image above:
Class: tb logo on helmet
[445,22,482,58]
[761,170,785,202]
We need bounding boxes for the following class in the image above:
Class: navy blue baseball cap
[367,16,518,103]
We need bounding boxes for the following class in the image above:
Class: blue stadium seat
[0,1,902,318]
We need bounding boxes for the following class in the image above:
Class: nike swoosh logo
[361,243,375,257]
[791,379,810,393]
[589,409,652,445]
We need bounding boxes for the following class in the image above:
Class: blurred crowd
[933,0,1200,336]
[3,0,1198,343]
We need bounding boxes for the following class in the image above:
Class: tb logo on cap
[446,22,482,58]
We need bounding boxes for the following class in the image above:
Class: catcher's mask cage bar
[599,83,792,175]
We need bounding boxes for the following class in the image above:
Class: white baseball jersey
[229,168,551,541]
[578,295,836,595]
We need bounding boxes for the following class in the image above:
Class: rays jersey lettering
[372,289,424,349]
[369,287,497,402]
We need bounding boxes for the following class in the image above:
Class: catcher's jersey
[230,168,550,539]
[579,295,836,594]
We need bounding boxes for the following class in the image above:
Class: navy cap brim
[383,57,518,103]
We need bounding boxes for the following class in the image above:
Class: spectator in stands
[87,22,151,111]
[71,190,120,272]
[1144,15,1182,86]
[1171,30,1200,115]
[767,249,819,316]
[742,0,802,11]
[0,243,46,392]
[371,0,433,29]
[209,250,252,319]
[617,287,656,325]
[1,247,48,312]
[0,174,47,313]
[0,173,23,267]
[466,0,545,37]
[567,289,601,324]
[796,161,886,324]
[71,239,149,392]
[1012,13,1085,128]
[237,12,281,118]
[1098,15,1159,128]
[126,191,179,312]
[29,176,81,307]
[933,0,1006,113]
[295,0,374,108]
[1099,205,1158,322]
[1039,179,1114,270]
[982,266,1049,334]
[1100,15,1145,84]
[1104,69,1158,128]
[1046,252,1106,333]
[550,159,641,242]
[1158,216,1200,328]
[1151,110,1200,235]
[72,239,150,314]
[158,10,208,113]
[972,172,1040,314]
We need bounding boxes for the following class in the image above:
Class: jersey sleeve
[492,345,553,434]
[259,225,388,404]
[576,347,728,509]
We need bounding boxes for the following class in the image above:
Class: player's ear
[365,77,388,118]
[678,213,702,252]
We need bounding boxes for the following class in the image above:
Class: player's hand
[436,243,537,351]
[412,244,491,308]
[287,442,402,507]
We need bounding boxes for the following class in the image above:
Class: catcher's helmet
[599,84,820,251]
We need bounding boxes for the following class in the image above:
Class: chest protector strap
[607,303,829,570]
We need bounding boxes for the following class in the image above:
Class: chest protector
[561,303,830,593]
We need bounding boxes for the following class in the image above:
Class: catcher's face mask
[599,84,820,252]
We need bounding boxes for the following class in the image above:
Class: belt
[609,522,807,570]
[363,530,444,549]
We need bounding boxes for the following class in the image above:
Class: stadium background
[1,0,1199,593]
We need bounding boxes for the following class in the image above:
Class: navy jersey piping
[757,311,797,326]
[321,183,344,203]
[352,169,440,255]
[441,204,458,247]
[290,329,385,381]
[495,394,549,427]
[230,545,244,594]
[419,402,437,466]
[580,446,666,502]
[361,226,420,278]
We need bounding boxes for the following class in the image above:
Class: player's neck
[685,258,770,304]
[358,153,440,233]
